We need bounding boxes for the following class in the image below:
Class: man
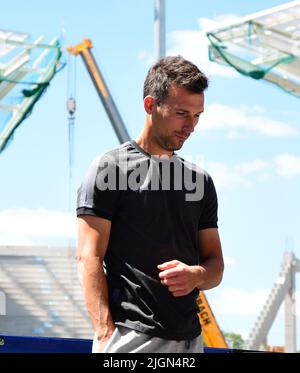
[77,56,224,353]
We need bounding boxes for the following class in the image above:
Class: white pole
[285,252,296,353]
[154,0,166,60]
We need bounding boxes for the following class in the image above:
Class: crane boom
[197,291,228,348]
[68,39,130,143]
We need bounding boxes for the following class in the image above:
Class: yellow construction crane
[68,39,130,143]
[197,291,228,348]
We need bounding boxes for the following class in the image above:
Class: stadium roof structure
[207,0,300,98]
[0,29,63,153]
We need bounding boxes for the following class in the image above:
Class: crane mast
[68,39,130,143]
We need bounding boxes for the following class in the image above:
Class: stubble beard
[157,134,184,152]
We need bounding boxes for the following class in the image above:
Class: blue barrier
[0,335,92,353]
[0,335,245,353]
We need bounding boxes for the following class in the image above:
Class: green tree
[223,331,245,350]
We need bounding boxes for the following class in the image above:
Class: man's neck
[135,116,173,157]
[135,134,173,158]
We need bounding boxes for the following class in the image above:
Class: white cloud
[211,287,270,316]
[224,256,236,266]
[209,287,300,344]
[206,161,248,188]
[274,154,300,177]
[137,50,154,66]
[167,28,237,78]
[211,287,300,317]
[200,104,297,138]
[197,15,242,33]
[235,159,270,175]
[206,159,271,188]
[204,152,300,189]
[138,14,241,76]
[0,208,76,245]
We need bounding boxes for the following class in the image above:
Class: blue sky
[0,0,299,348]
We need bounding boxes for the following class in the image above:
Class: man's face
[150,84,204,152]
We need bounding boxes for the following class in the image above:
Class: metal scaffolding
[207,0,300,98]
[0,29,63,153]
[245,251,300,352]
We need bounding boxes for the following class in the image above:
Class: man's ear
[144,95,155,114]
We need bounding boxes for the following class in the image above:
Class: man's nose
[183,117,197,133]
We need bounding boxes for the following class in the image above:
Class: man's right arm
[77,215,115,351]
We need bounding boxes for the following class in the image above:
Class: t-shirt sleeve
[76,154,120,221]
[198,173,218,230]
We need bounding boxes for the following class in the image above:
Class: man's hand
[93,323,116,353]
[157,260,202,297]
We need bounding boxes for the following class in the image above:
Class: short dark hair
[143,55,208,104]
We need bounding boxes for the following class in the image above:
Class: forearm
[194,257,224,290]
[77,256,114,339]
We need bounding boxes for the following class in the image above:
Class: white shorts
[92,326,203,353]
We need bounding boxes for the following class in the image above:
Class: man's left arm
[196,227,224,290]
[158,228,224,296]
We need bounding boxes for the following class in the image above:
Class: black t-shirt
[77,141,218,340]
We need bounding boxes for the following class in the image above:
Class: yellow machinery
[197,291,228,348]
[68,39,228,349]
[68,39,130,143]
